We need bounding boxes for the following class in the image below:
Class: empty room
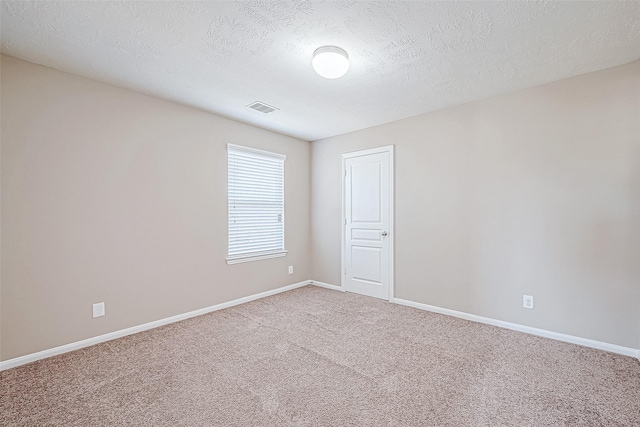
[1,1,639,426]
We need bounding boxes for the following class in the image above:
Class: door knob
[381,231,388,236]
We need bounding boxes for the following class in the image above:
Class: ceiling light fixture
[312,46,350,79]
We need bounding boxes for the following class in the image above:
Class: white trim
[0,280,311,371]
[227,143,286,161]
[310,281,344,292]
[341,145,395,302]
[226,250,287,264]
[388,147,394,302]
[394,298,640,359]
[341,155,346,293]
[342,145,394,159]
[4,282,636,371]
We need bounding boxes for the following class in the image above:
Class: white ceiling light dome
[312,46,350,79]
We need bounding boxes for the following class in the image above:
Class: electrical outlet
[93,302,105,318]
[288,265,294,275]
[523,295,534,309]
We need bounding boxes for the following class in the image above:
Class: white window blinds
[227,144,287,264]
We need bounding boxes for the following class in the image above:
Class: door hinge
[344,169,347,177]
[344,218,347,225]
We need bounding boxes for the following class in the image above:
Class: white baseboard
[394,298,640,360]
[3,281,637,371]
[0,280,312,371]
[310,280,343,292]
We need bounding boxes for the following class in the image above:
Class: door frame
[341,145,395,302]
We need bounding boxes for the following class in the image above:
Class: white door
[342,146,393,301]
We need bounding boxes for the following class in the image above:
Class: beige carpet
[1,286,639,426]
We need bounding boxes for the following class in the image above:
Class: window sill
[226,250,288,265]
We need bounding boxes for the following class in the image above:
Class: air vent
[247,101,279,114]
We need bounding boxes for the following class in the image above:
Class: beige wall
[312,61,640,349]
[0,55,311,361]
[2,54,639,362]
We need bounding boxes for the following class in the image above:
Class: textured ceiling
[2,1,639,141]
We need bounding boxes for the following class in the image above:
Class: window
[227,144,286,264]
